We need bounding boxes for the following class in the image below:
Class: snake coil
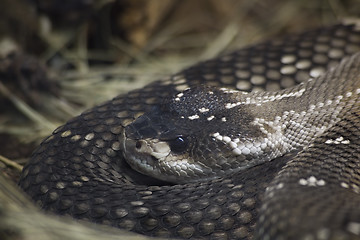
[20,23,360,239]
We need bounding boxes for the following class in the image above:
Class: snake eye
[168,136,188,153]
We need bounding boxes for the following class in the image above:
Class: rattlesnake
[19,23,360,239]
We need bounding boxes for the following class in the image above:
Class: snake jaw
[122,134,158,174]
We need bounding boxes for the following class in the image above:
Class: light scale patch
[85,133,95,141]
[325,99,333,106]
[199,107,210,113]
[258,88,306,103]
[211,132,266,157]
[224,87,307,109]
[276,182,284,189]
[219,88,240,94]
[222,136,231,143]
[351,184,360,194]
[207,116,215,121]
[325,136,350,144]
[225,102,242,109]
[188,114,200,120]
[298,176,326,186]
[174,92,184,101]
[252,117,295,152]
[61,130,72,138]
[175,85,190,92]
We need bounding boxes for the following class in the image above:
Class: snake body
[19,23,360,239]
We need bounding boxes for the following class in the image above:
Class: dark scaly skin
[19,24,360,239]
[256,106,360,239]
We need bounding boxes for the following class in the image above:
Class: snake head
[122,86,270,183]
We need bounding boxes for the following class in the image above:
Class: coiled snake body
[19,23,360,239]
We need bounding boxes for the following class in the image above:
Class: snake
[19,23,360,240]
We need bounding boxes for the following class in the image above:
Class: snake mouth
[122,138,159,174]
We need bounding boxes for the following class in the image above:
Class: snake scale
[19,23,360,240]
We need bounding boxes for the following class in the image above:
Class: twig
[0,81,57,131]
[0,155,23,172]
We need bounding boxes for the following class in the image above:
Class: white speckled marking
[207,116,215,121]
[199,107,210,113]
[80,176,90,182]
[72,181,83,187]
[84,133,95,141]
[211,132,266,157]
[71,135,81,142]
[225,87,307,109]
[188,114,200,120]
[174,92,184,101]
[220,88,240,93]
[299,176,326,186]
[225,102,242,109]
[61,130,72,137]
[325,136,350,144]
[131,201,144,206]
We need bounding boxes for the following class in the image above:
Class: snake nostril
[135,141,142,149]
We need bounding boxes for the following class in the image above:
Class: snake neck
[227,53,360,157]
[122,53,360,183]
